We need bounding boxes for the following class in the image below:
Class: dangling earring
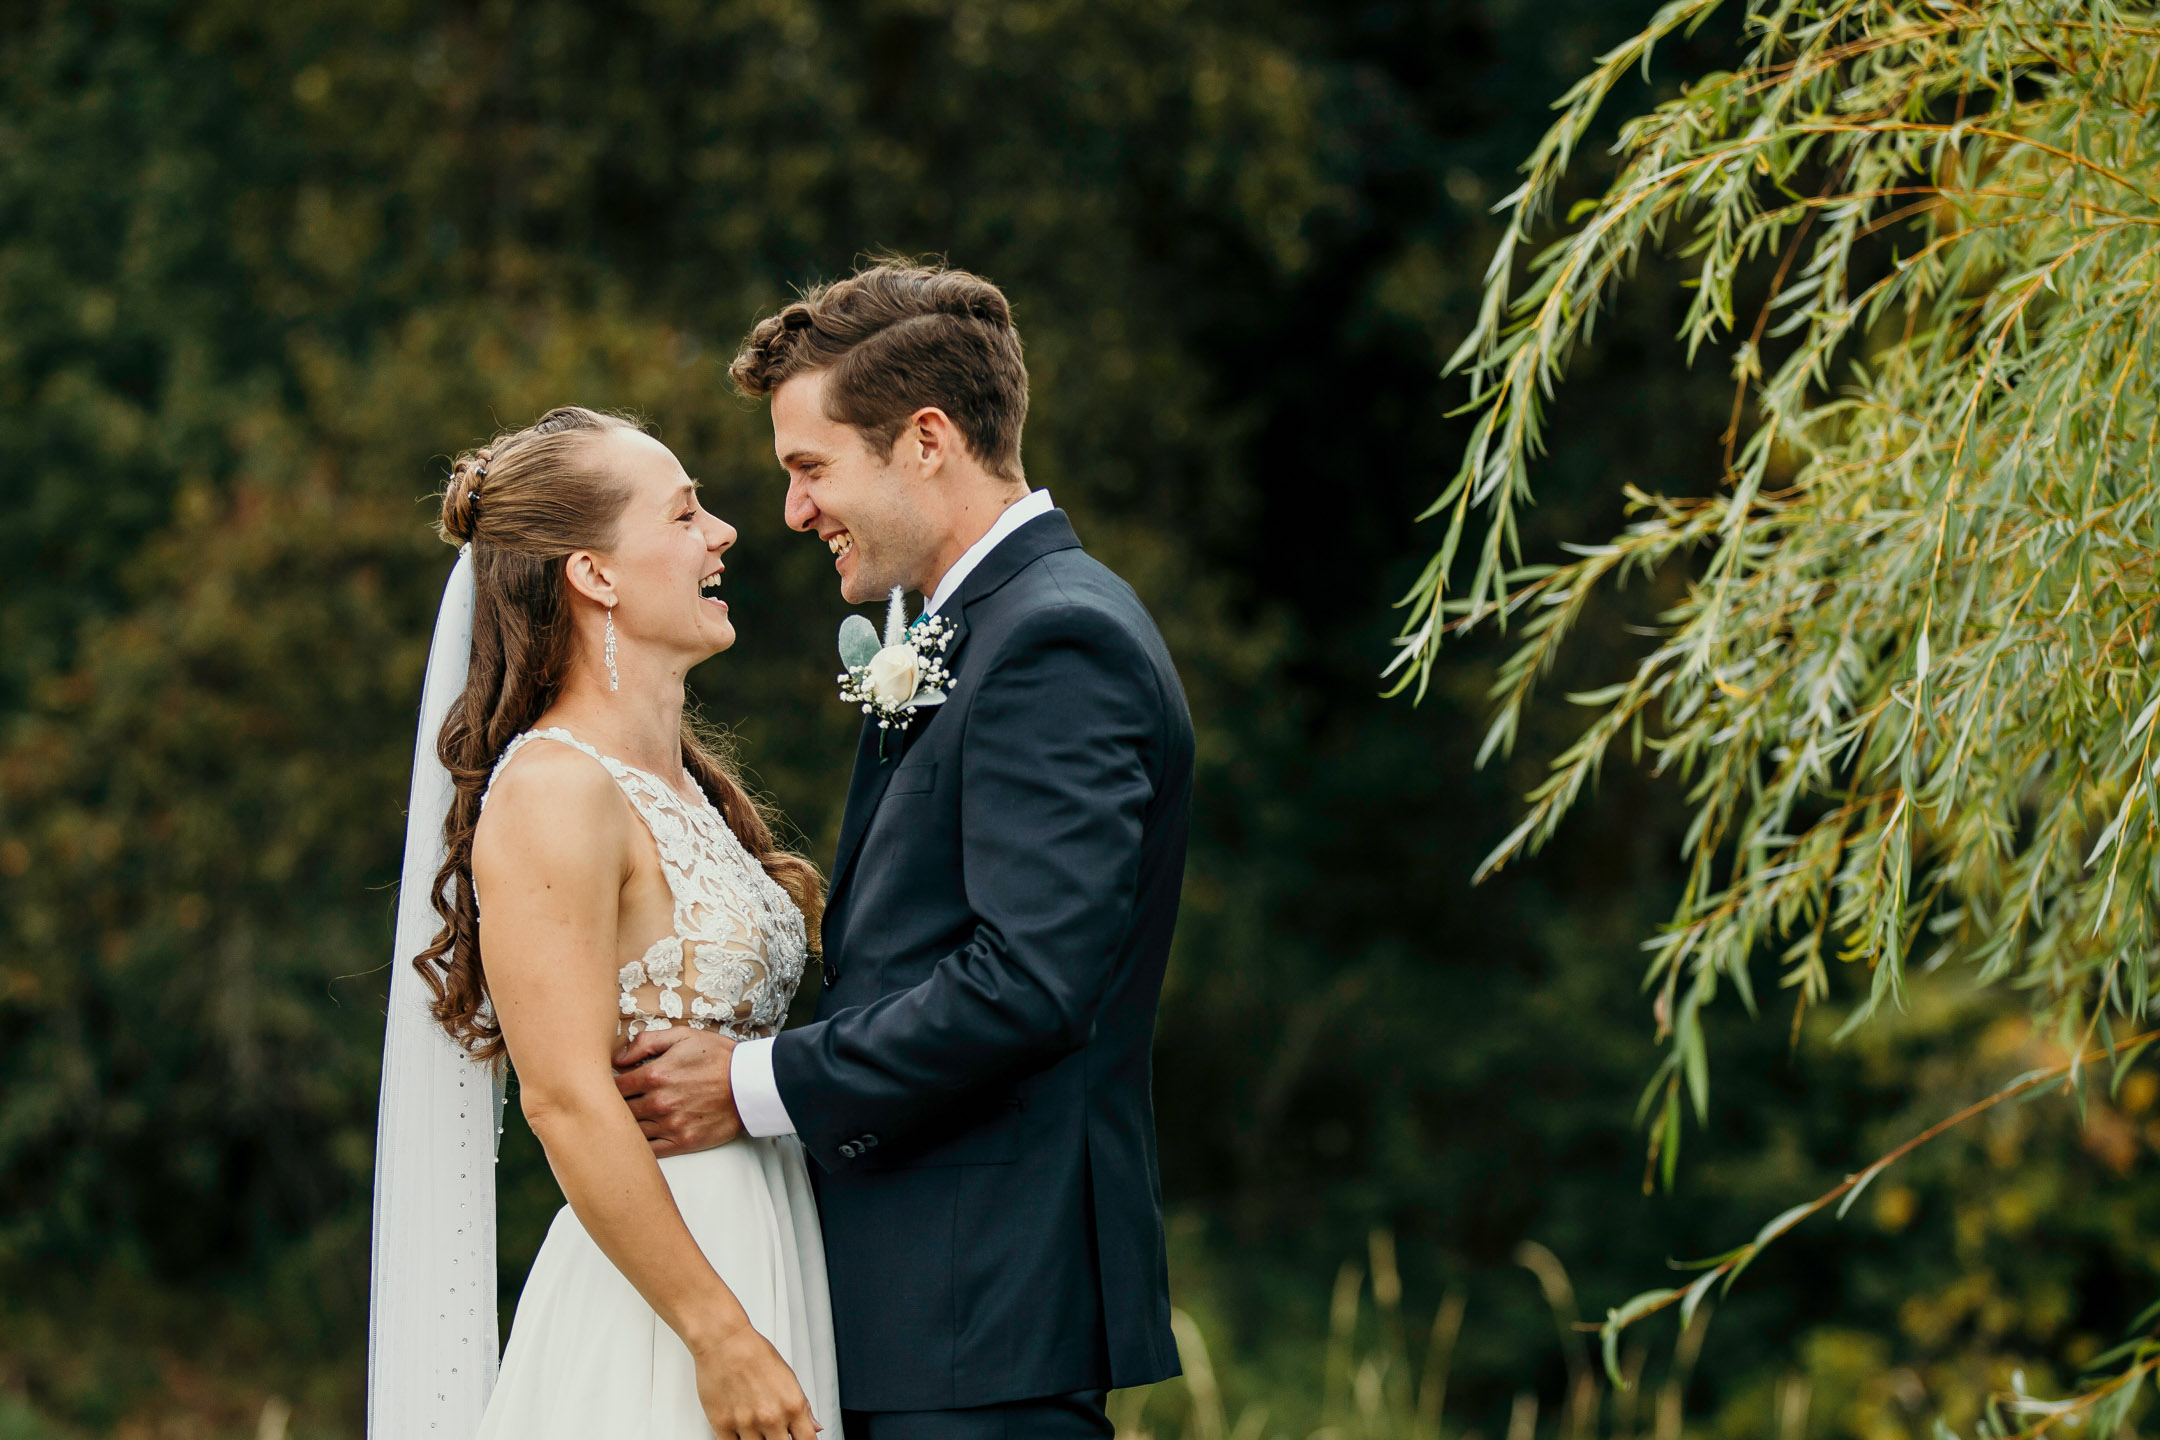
[604,605,620,692]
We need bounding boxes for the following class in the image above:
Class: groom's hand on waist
[612,1028,744,1157]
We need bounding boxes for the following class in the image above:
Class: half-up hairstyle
[418,405,824,1060]
[729,258,1029,481]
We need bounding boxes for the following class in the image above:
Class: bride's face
[588,428,738,665]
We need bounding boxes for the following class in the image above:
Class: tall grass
[1114,1232,1737,1440]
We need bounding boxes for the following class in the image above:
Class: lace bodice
[481,727,808,1041]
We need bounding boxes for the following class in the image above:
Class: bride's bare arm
[474,744,818,1440]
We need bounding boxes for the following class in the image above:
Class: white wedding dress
[471,727,842,1440]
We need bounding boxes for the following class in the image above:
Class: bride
[370,405,837,1439]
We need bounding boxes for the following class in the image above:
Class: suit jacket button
[861,1134,879,1148]
[839,1142,860,1159]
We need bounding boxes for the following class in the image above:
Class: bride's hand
[693,1320,822,1440]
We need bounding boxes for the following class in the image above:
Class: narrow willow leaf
[2117,1039,2160,1100]
[1659,1085,1683,1193]
[1601,1288,1678,1387]
[1678,1267,1720,1330]
[1750,1201,1816,1251]
[1835,1159,1891,1220]
[2130,1293,2160,1335]
[1666,1244,1751,1272]
[2092,1372,2145,1440]
[2080,1334,2157,1375]
[2126,688,2160,745]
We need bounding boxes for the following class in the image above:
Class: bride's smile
[574,427,742,673]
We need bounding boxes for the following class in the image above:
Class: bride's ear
[563,550,616,609]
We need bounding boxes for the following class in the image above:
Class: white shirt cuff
[730,1035,797,1138]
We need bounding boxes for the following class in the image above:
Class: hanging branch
[1393,0,2160,1184]
[1596,1028,2159,1388]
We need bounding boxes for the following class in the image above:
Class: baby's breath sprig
[836,588,954,749]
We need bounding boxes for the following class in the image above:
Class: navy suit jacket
[770,510,1191,1412]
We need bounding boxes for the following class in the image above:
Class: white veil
[368,545,505,1439]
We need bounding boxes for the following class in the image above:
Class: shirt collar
[922,489,1055,618]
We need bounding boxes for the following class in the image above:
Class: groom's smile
[822,528,858,589]
[770,368,945,604]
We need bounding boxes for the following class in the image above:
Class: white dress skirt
[474,1134,842,1439]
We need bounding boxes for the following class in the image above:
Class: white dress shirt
[731,489,1056,1139]
[922,487,1054,618]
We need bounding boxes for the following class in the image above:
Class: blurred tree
[2,2,2155,1438]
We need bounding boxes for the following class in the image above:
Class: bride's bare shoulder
[473,737,628,880]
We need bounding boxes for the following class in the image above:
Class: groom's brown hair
[730,258,1028,480]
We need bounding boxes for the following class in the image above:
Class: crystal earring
[604,606,620,692]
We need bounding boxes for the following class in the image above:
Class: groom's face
[773,369,937,604]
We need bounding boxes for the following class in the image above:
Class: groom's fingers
[609,1028,744,1155]
[634,1114,686,1153]
[613,1026,690,1070]
[631,1100,689,1155]
[617,1063,668,1104]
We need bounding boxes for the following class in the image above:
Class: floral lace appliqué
[485,728,809,1041]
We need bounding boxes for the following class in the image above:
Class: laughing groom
[612,259,1193,1438]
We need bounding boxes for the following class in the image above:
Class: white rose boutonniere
[838,587,953,756]
[864,644,921,709]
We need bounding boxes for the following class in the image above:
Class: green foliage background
[0,2,2154,1437]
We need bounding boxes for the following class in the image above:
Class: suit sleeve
[769,604,1159,1169]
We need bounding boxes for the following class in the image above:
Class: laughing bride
[372,405,836,1440]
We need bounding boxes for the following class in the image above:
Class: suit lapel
[827,720,894,911]
[822,510,1084,922]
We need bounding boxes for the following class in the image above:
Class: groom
[613,259,1192,1437]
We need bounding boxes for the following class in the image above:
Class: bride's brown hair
[416,405,823,1059]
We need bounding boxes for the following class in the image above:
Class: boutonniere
[838,587,953,756]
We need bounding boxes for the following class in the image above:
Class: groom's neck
[917,478,1032,598]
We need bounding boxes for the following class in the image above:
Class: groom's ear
[902,406,961,475]
[562,550,616,607]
